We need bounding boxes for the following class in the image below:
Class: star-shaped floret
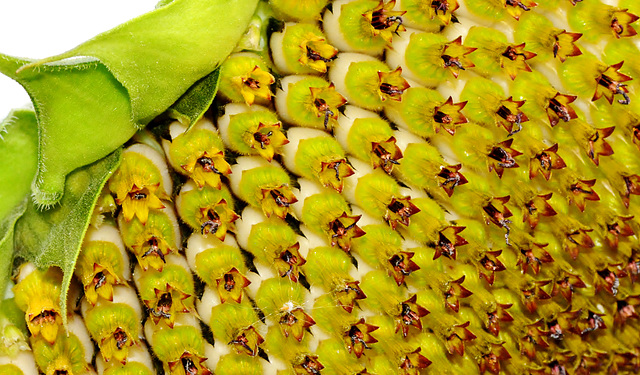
[530,144,566,180]
[432,97,468,135]
[231,65,275,105]
[377,67,410,102]
[247,122,289,162]
[553,30,582,62]
[594,62,632,105]
[500,43,537,80]
[215,267,251,303]
[309,84,347,130]
[362,0,406,45]
[441,36,476,78]
[299,34,338,73]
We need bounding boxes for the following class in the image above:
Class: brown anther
[142,237,166,263]
[442,55,464,70]
[438,164,467,196]
[113,328,128,350]
[253,131,272,150]
[431,0,450,13]
[93,271,107,290]
[32,310,57,325]
[434,111,453,124]
[130,190,147,200]
[200,210,221,235]
[379,83,405,98]
[306,46,334,63]
[549,98,572,122]
[299,355,324,374]
[437,232,456,259]
[153,293,173,318]
[612,18,624,36]
[243,77,260,89]
[314,98,334,129]
[502,45,526,60]
[496,106,524,134]
[182,357,197,375]
[223,273,236,292]
[505,0,530,11]
[488,147,517,168]
[371,8,403,33]
[270,189,292,207]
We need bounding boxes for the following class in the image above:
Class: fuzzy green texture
[460,76,506,127]
[514,12,557,61]
[400,0,449,31]
[237,165,292,207]
[176,185,235,231]
[404,197,446,243]
[103,361,154,375]
[84,303,140,343]
[316,338,365,374]
[136,264,195,307]
[464,26,509,77]
[34,0,259,125]
[354,171,401,217]
[0,364,23,375]
[338,0,388,53]
[295,136,348,181]
[346,116,394,163]
[453,121,497,171]
[560,53,602,96]
[300,192,350,236]
[263,325,311,362]
[464,0,506,20]
[75,240,125,282]
[246,218,298,263]
[167,68,221,129]
[351,224,403,267]
[216,354,263,375]
[284,76,334,128]
[604,39,640,79]
[511,71,556,122]
[343,59,389,110]
[393,86,443,137]
[405,32,453,86]
[31,333,87,375]
[567,0,616,43]
[218,52,271,104]
[0,57,134,206]
[209,299,260,341]
[303,246,352,290]
[394,142,443,189]
[255,277,307,317]
[118,208,178,256]
[167,124,226,174]
[311,294,353,337]
[0,109,38,298]
[151,324,205,362]
[227,109,281,155]
[194,243,247,285]
[359,269,404,313]
[270,0,328,21]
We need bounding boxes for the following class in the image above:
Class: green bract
[0,0,258,205]
[13,150,121,323]
[0,110,38,298]
[0,0,259,320]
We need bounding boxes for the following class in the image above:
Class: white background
[0,1,158,119]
